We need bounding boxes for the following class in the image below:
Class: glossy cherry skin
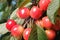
[39,0,51,11]
[17,7,30,19]
[30,6,42,19]
[23,28,31,40]
[45,30,56,40]
[6,19,17,31]
[42,16,52,29]
[11,25,24,37]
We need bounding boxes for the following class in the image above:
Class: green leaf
[0,3,4,11]
[0,32,11,40]
[24,2,32,8]
[10,36,22,40]
[17,0,31,8]
[59,0,60,7]
[29,24,48,40]
[0,11,9,23]
[10,36,17,40]
[47,0,60,24]
[0,32,18,40]
[0,23,8,34]
[1,6,11,21]
[0,0,7,11]
[0,11,4,23]
[0,1,10,23]
[0,0,17,23]
[17,0,24,7]
[10,8,25,25]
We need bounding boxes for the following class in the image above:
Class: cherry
[42,16,52,29]
[45,30,56,40]
[11,25,24,37]
[35,20,44,28]
[23,28,31,40]
[52,25,60,31]
[6,19,17,31]
[48,39,54,39]
[39,0,51,11]
[17,7,30,19]
[30,6,42,19]
[39,20,44,28]
[53,17,60,31]
[55,17,60,27]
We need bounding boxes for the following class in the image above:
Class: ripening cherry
[17,7,30,19]
[23,28,31,40]
[30,6,42,19]
[11,25,24,37]
[45,30,56,40]
[35,20,44,28]
[6,19,17,31]
[42,16,52,29]
[39,0,51,11]
[39,20,44,28]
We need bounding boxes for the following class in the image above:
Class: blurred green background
[0,0,18,23]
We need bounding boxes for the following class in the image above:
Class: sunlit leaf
[47,0,59,24]
[29,24,48,40]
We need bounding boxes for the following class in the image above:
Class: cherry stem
[23,18,31,28]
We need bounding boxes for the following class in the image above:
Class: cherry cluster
[35,16,56,40]
[16,0,51,19]
[5,0,60,40]
[6,19,31,40]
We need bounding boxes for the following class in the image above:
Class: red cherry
[23,28,31,40]
[11,25,24,37]
[55,17,60,27]
[52,25,60,31]
[45,30,56,40]
[30,6,42,19]
[42,16,52,29]
[17,7,30,19]
[48,39,54,39]
[39,0,51,11]
[6,19,17,31]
